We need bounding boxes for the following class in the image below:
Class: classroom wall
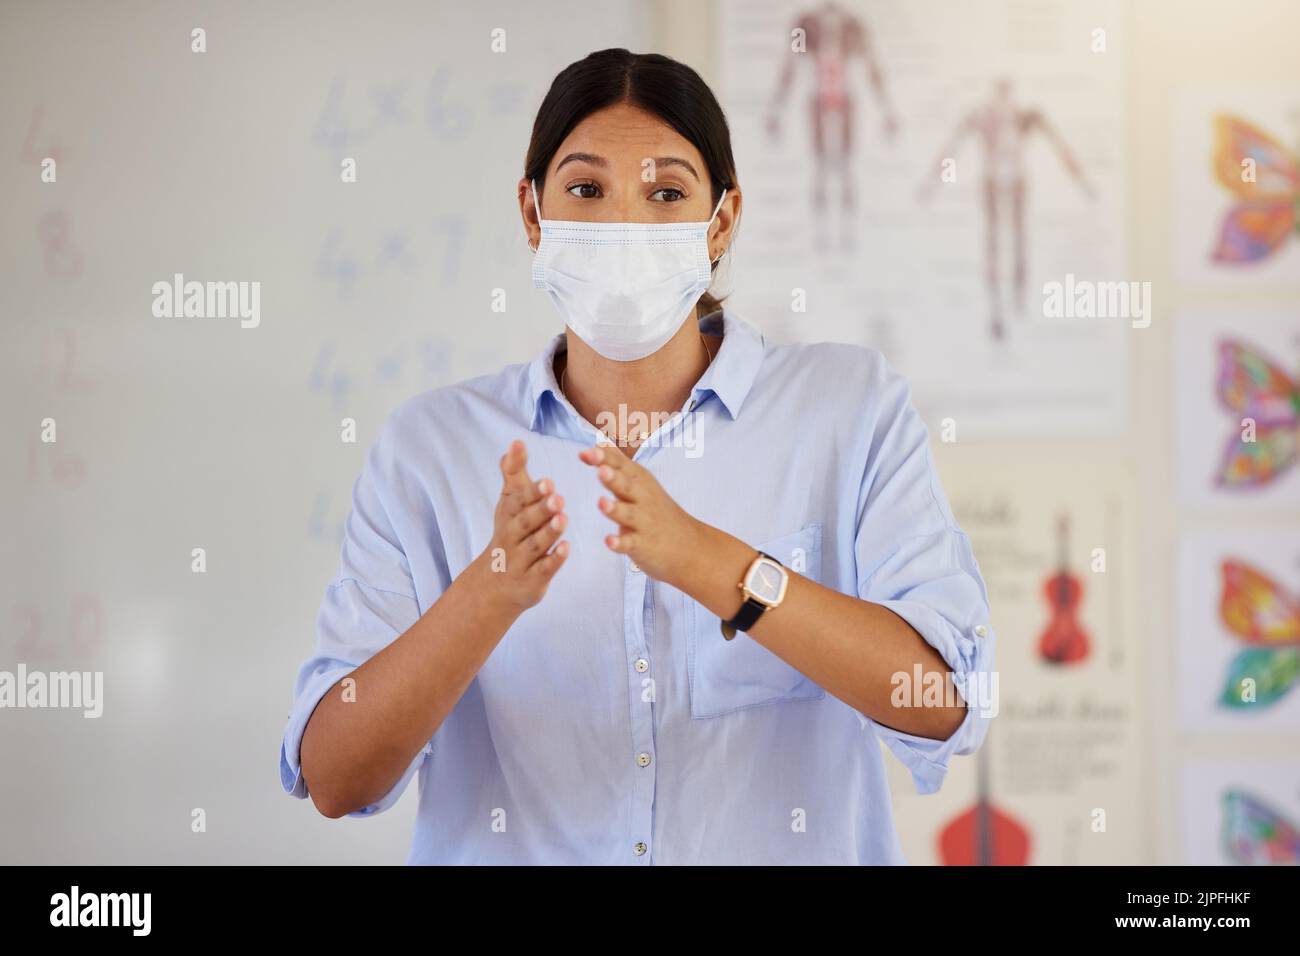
[2,0,1297,864]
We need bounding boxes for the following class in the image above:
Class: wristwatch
[721,550,789,640]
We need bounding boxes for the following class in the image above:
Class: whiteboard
[0,0,646,863]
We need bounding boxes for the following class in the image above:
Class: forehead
[551,102,707,174]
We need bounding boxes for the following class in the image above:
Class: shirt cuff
[279,663,431,817]
[864,599,995,795]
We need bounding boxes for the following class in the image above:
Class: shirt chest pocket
[685,523,827,719]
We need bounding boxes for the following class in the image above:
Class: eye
[566,181,601,199]
[649,187,686,202]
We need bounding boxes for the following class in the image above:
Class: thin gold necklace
[560,332,716,445]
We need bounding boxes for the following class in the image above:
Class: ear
[518,178,541,251]
[709,187,742,261]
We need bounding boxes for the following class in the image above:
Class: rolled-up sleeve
[853,353,997,795]
[279,413,437,817]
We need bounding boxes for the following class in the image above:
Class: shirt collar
[527,309,765,432]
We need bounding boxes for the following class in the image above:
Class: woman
[280,49,995,865]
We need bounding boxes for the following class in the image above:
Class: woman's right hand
[478,439,569,611]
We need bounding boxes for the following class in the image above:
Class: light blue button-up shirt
[280,309,995,864]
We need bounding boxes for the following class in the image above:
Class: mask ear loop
[527,178,542,252]
[708,188,729,264]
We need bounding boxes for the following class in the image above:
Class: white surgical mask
[530,179,727,362]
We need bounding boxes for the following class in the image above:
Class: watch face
[746,557,786,605]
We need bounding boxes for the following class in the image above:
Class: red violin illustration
[1037,513,1090,665]
[937,737,1031,866]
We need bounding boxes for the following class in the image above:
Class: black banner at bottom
[2,865,1288,942]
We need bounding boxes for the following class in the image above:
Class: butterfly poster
[1172,90,1300,289]
[1174,307,1300,508]
[1180,760,1300,865]
[1177,528,1300,732]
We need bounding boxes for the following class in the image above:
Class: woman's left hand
[579,444,703,586]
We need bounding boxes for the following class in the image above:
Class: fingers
[487,441,572,609]
[499,477,549,523]
[578,444,625,470]
[597,495,638,556]
[598,495,635,529]
[531,538,570,580]
[596,463,634,500]
[499,440,534,499]
[579,445,637,501]
[500,442,552,518]
[520,509,567,566]
[512,490,564,545]
[604,532,637,555]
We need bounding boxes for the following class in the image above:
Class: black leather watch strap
[727,595,769,634]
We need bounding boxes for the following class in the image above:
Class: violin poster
[1180,760,1300,865]
[1171,90,1300,291]
[1173,306,1300,508]
[717,0,1129,439]
[886,455,1144,864]
[1176,528,1300,732]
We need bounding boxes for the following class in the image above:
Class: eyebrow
[654,156,701,182]
[554,152,701,182]
[555,152,607,171]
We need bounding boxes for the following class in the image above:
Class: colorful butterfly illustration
[1211,114,1300,263]
[1222,789,1300,865]
[1217,559,1300,709]
[1214,339,1299,488]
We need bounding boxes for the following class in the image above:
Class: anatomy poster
[1174,306,1300,509]
[717,0,1129,437]
[1180,760,1300,865]
[1177,529,1300,733]
[1172,89,1300,291]
[886,456,1143,864]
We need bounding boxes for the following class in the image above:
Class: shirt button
[629,559,642,573]
[636,752,652,768]
[974,625,989,638]
[634,658,649,673]
[633,841,648,856]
